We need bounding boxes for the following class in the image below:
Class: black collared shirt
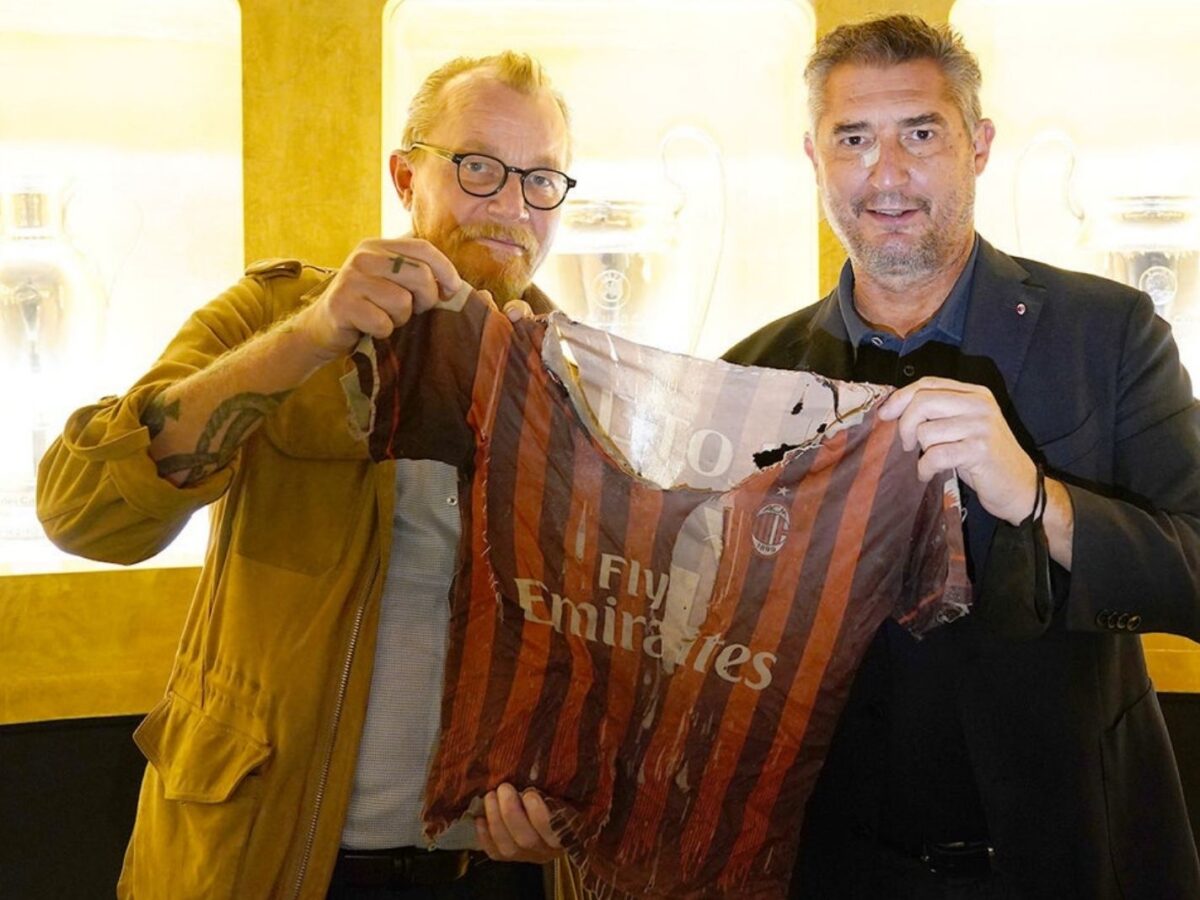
[835,236,977,386]
[828,236,991,857]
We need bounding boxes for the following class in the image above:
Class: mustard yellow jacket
[38,260,399,899]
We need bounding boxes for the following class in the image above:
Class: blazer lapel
[960,239,1046,399]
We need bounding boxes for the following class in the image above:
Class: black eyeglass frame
[406,141,577,211]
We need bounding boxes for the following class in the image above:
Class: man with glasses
[38,51,574,899]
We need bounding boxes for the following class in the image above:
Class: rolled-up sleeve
[35,274,298,564]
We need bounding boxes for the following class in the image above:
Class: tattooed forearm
[155,390,293,486]
[193,392,287,455]
[140,394,181,439]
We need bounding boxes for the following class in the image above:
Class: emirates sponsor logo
[751,502,790,557]
[514,550,777,691]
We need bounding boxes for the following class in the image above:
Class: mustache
[852,193,931,215]
[455,223,539,255]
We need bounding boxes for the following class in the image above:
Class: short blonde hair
[401,51,572,157]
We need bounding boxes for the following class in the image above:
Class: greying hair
[805,15,983,131]
[401,50,571,156]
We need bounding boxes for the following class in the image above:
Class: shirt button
[902,364,916,378]
[446,496,458,506]
[1016,302,1027,315]
[871,336,885,348]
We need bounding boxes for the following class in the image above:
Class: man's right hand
[294,236,464,363]
[143,237,465,486]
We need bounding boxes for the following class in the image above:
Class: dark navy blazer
[725,238,1200,899]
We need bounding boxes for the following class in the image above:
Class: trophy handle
[659,125,726,355]
[1013,128,1084,255]
[62,177,141,305]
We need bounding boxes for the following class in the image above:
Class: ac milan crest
[751,501,790,556]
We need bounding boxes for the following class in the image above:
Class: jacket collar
[789,237,1042,391]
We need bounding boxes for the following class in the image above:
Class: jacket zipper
[289,574,372,898]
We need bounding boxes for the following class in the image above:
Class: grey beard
[827,194,975,288]
[851,230,943,283]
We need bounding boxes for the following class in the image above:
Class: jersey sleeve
[893,472,973,638]
[346,288,495,468]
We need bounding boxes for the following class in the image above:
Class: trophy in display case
[549,126,725,356]
[0,180,107,542]
[1083,195,1199,322]
[1014,130,1200,392]
[1015,132,1200,323]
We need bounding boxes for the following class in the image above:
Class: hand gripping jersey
[347,292,971,899]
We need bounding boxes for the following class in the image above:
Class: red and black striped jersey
[349,293,971,899]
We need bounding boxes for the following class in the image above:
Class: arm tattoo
[141,394,181,439]
[155,390,292,485]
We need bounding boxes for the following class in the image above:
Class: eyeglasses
[407,141,577,211]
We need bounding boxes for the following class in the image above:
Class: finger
[377,237,462,298]
[878,383,920,421]
[915,440,966,484]
[372,252,442,315]
[520,789,562,849]
[912,415,980,455]
[496,783,545,851]
[878,377,984,421]
[341,293,401,340]
[503,299,534,322]
[483,790,520,858]
[475,816,502,860]
[893,390,990,452]
[369,284,417,329]
[336,283,416,337]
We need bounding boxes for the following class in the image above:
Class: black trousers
[326,852,544,900]
[863,844,1019,900]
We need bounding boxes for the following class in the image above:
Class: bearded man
[38,51,575,899]
[726,15,1200,899]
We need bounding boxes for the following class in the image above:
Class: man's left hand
[475,783,563,864]
[878,376,1037,526]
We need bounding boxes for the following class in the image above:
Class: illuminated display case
[0,0,242,574]
[952,0,1200,389]
[383,0,817,359]
[952,0,1200,689]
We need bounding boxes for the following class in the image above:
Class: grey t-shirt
[340,458,476,850]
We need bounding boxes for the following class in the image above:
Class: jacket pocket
[122,693,273,899]
[134,691,271,801]
[232,439,366,575]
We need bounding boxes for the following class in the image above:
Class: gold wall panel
[241,0,385,268]
[0,568,196,724]
[1143,635,1200,695]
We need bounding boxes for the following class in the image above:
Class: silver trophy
[1015,133,1199,322]
[549,127,725,355]
[1089,196,1199,322]
[0,183,106,542]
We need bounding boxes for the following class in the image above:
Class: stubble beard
[822,173,976,289]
